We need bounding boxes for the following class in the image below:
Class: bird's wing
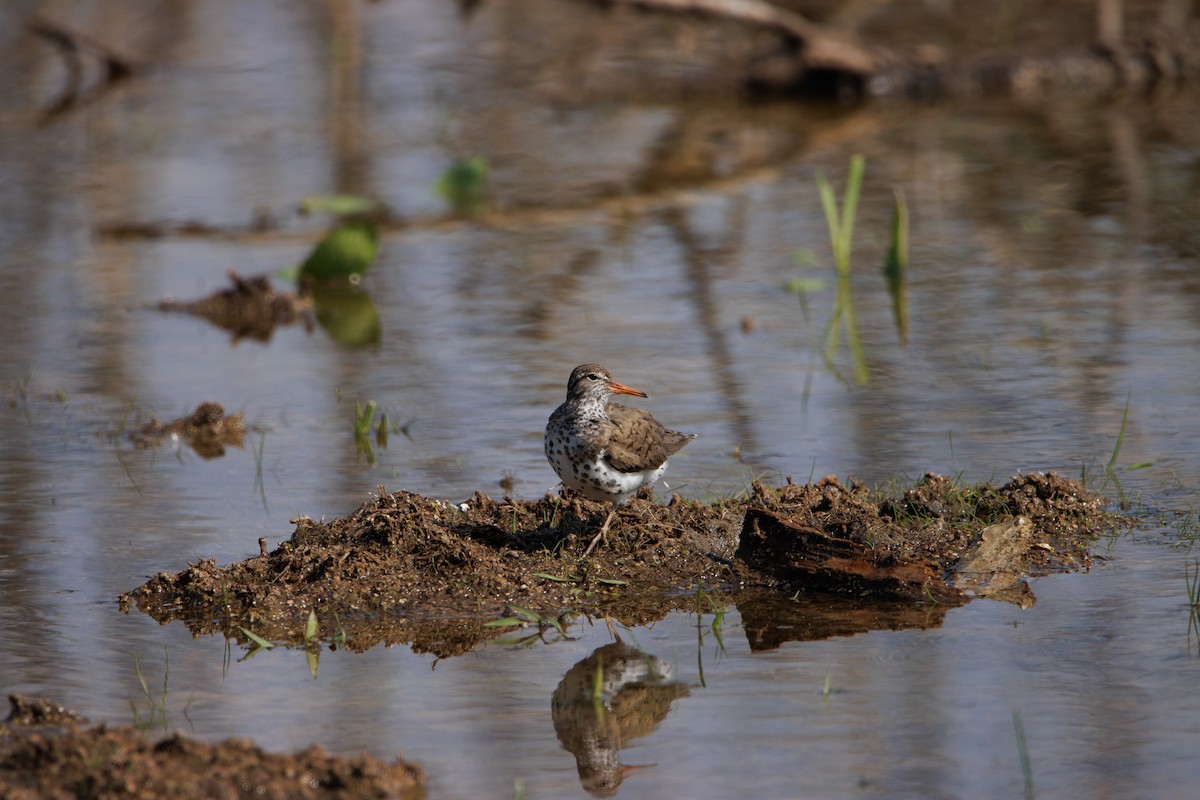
[604,403,695,473]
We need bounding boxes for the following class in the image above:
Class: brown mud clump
[128,401,246,459]
[0,694,425,800]
[121,472,1122,657]
[157,270,313,343]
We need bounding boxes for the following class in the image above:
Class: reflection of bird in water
[551,640,689,796]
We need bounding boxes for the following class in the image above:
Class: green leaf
[305,609,319,645]
[532,572,576,583]
[1107,390,1131,473]
[299,194,380,218]
[305,646,319,680]
[506,604,540,622]
[483,617,525,628]
[885,187,909,344]
[299,221,378,281]
[311,283,382,347]
[435,156,489,218]
[784,276,825,295]
[238,627,274,650]
[595,578,627,586]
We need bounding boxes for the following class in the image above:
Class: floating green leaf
[311,282,381,347]
[435,156,489,218]
[299,220,378,282]
[299,194,381,218]
[784,276,826,295]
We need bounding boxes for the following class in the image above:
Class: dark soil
[120,472,1121,659]
[0,695,425,800]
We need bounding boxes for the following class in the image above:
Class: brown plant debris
[0,694,425,800]
[120,473,1122,658]
[128,401,247,459]
[157,271,313,343]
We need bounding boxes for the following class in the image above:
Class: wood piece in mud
[736,508,965,603]
[949,516,1039,606]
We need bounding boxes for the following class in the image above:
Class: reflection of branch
[624,0,878,75]
[29,17,137,118]
[617,0,1200,96]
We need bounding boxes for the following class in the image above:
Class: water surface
[2,2,1200,797]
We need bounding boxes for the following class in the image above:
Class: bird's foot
[582,507,617,558]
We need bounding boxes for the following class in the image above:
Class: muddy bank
[0,695,425,800]
[120,472,1120,657]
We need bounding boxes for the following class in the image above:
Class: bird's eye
[586,373,600,381]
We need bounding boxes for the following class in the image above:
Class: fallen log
[736,507,966,603]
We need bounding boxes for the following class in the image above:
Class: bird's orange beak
[608,380,648,398]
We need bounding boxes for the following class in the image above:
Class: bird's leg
[583,506,617,557]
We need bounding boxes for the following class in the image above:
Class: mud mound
[120,473,1120,657]
[0,695,425,800]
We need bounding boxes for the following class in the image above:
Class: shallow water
[3,1,1200,797]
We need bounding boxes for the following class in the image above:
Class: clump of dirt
[157,271,313,343]
[879,471,1110,567]
[120,473,1122,657]
[736,472,1116,605]
[122,489,745,657]
[129,401,246,459]
[0,694,425,800]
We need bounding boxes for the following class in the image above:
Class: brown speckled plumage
[545,364,695,507]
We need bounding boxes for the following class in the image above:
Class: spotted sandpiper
[545,364,696,556]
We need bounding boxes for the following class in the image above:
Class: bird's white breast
[544,425,666,504]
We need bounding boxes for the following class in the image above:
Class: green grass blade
[885,187,910,344]
[839,155,866,264]
[305,608,319,645]
[1106,390,1131,473]
[532,572,575,583]
[506,604,541,622]
[815,155,869,385]
[238,627,274,650]
[815,172,840,252]
[1013,709,1034,800]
